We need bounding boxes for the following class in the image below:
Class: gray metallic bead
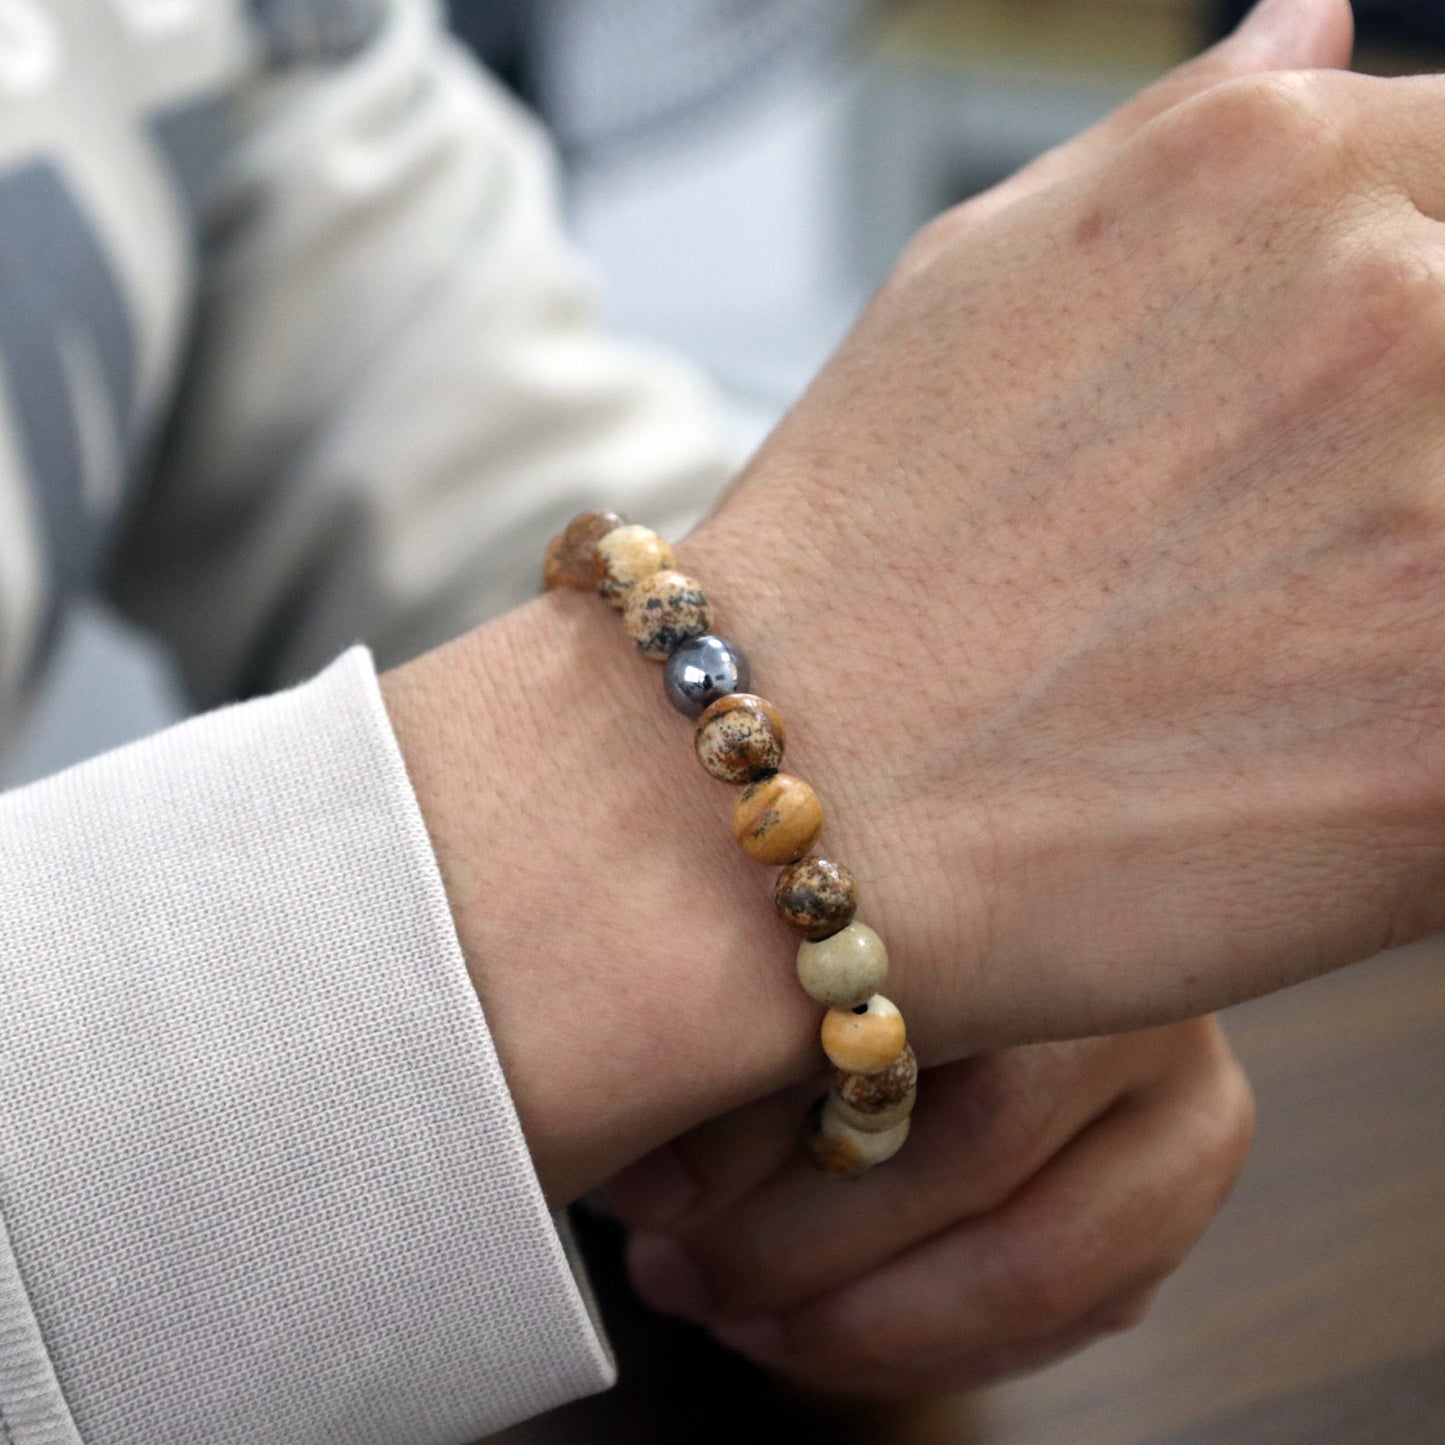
[663,634,750,717]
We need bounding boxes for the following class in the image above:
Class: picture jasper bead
[594,523,675,607]
[665,635,750,717]
[805,1098,911,1177]
[774,855,858,940]
[543,510,626,590]
[623,570,713,660]
[831,1044,918,1133]
[830,1084,916,1136]
[820,994,906,1075]
[732,773,823,865]
[796,921,889,1008]
[694,693,787,784]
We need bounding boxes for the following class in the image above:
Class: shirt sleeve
[106,0,735,707]
[0,646,614,1445]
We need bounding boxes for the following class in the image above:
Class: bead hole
[852,1003,869,1015]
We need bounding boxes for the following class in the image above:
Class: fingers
[700,1032,1253,1396]
[616,1028,1189,1319]
[605,1027,1181,1236]
[900,0,1354,271]
[729,1282,1162,1401]
[603,1075,825,1231]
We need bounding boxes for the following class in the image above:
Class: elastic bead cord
[544,512,916,1174]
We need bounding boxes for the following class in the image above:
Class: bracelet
[544,512,917,1176]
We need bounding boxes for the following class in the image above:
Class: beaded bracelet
[544,511,917,1176]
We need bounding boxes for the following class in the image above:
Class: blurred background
[9,4,1445,1440]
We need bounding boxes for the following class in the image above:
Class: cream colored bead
[797,921,889,1008]
[806,1103,911,1177]
[595,524,675,607]
[820,994,906,1075]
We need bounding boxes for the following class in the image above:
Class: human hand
[679,0,1445,1061]
[381,0,1370,1207]
[603,1018,1252,1395]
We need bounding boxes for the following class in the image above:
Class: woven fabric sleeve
[0,646,615,1445]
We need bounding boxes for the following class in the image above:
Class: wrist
[380,584,817,1207]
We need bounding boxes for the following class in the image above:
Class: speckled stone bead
[773,855,858,941]
[805,1098,911,1177]
[796,921,889,1008]
[694,693,786,784]
[831,1045,918,1133]
[543,510,626,591]
[831,1084,916,1136]
[595,523,675,607]
[623,570,713,660]
[664,635,750,717]
[820,994,906,1075]
[732,772,823,865]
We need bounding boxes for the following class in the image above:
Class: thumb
[905,0,1354,257]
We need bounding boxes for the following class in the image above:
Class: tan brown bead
[694,693,787,784]
[831,1045,918,1133]
[804,1097,911,1176]
[774,855,858,940]
[732,773,823,865]
[821,994,906,1075]
[622,570,712,660]
[543,510,626,590]
[595,524,675,608]
[830,1085,916,1135]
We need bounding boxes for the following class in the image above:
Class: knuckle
[1207,1055,1258,1193]
[1336,239,1445,378]
[1169,1042,1256,1225]
[1148,71,1352,199]
[1201,71,1339,163]
[895,207,972,280]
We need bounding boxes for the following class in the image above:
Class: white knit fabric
[0,1207,82,1445]
[0,648,614,1444]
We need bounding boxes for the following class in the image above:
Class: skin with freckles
[682,0,1445,1060]
[382,0,1445,1396]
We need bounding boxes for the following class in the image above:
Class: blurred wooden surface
[490,942,1445,1445]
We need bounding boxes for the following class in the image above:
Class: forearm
[380,560,821,1207]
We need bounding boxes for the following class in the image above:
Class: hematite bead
[664,635,750,717]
